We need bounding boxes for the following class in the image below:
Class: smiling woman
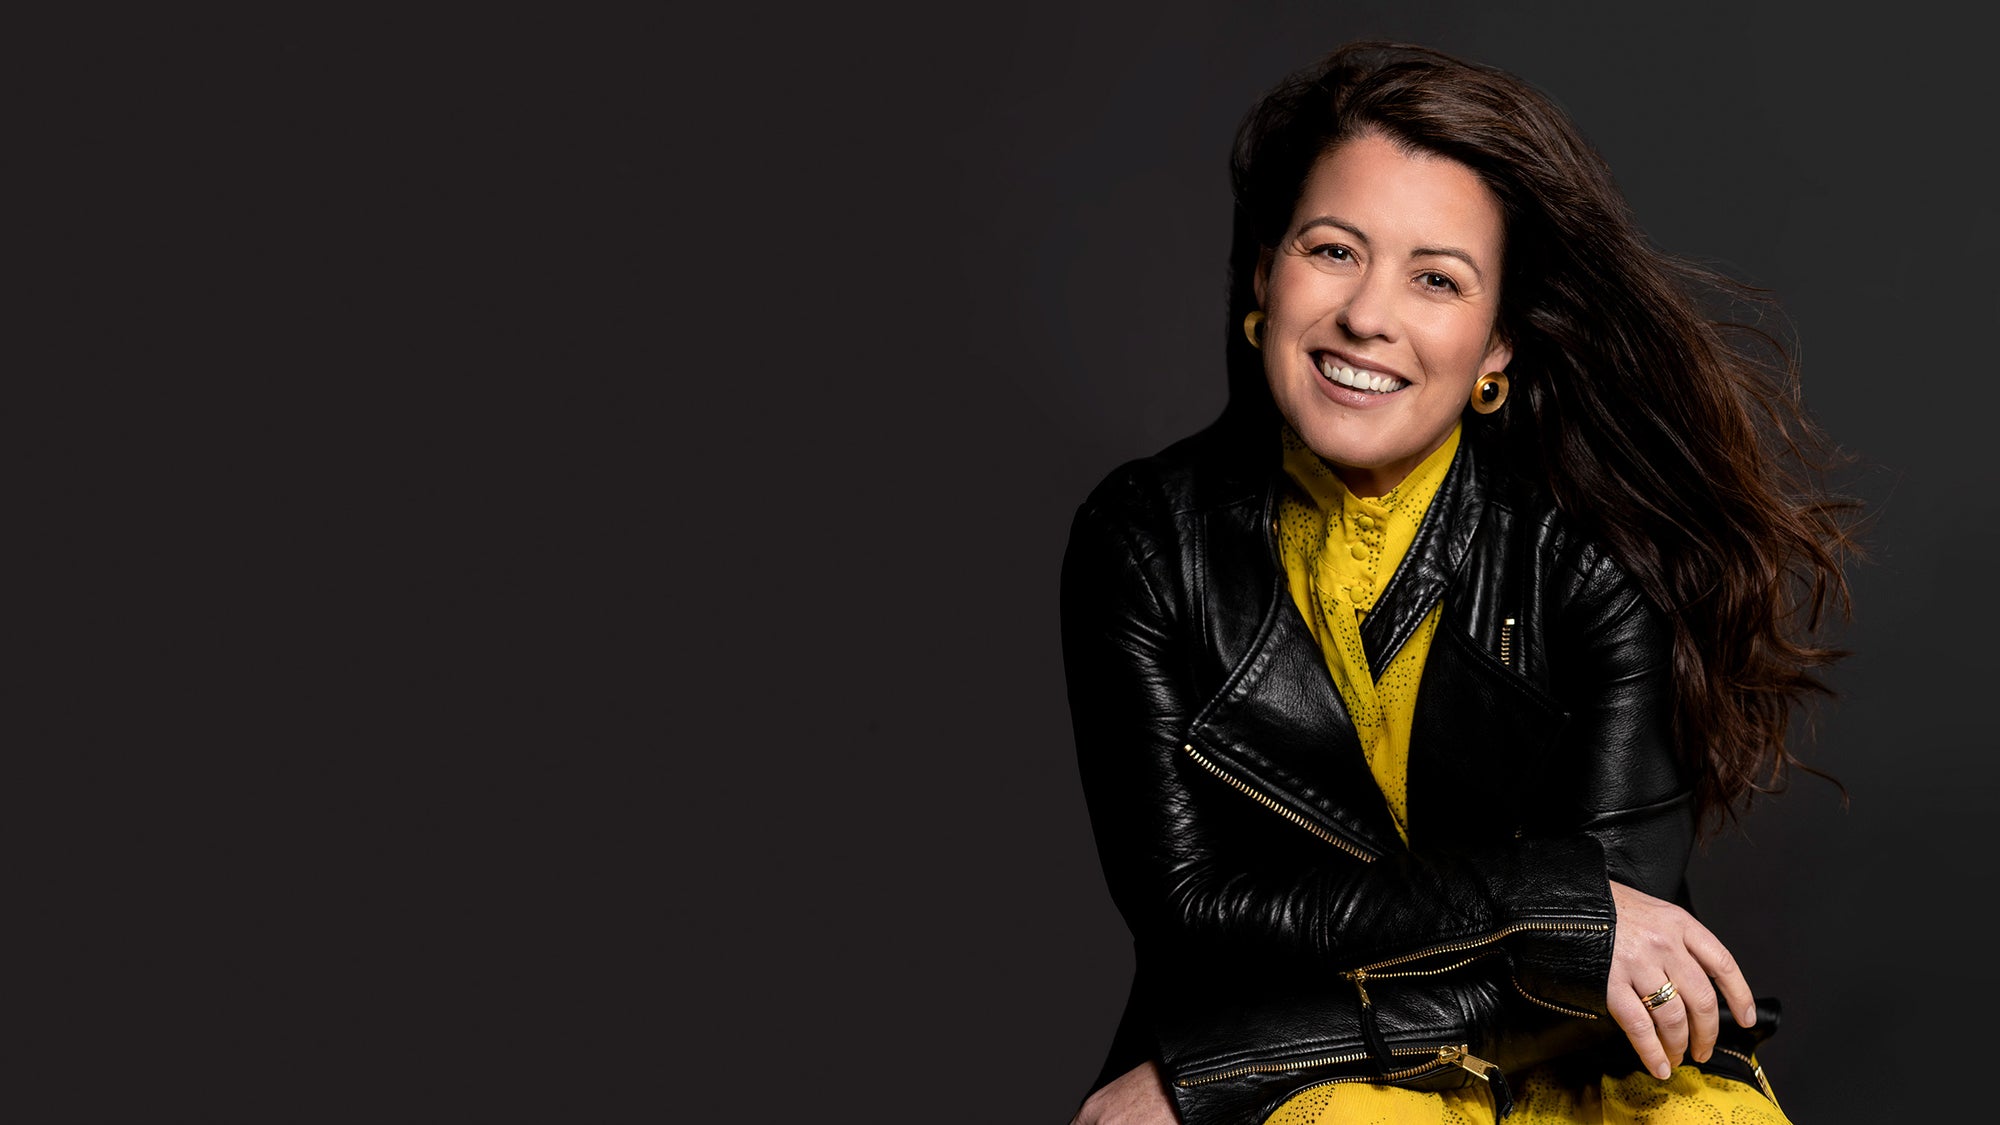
[1253,132,1512,497]
[1059,42,1857,1125]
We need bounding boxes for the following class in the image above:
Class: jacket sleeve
[1541,548,1696,905]
[1061,483,1615,996]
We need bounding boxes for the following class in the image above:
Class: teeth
[1316,356,1408,393]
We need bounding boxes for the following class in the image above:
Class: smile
[1316,355,1409,394]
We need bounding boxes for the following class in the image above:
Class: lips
[1315,353,1408,394]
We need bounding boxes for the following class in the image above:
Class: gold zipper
[1499,618,1515,667]
[1355,948,1503,982]
[1347,951,1499,1013]
[1180,742,1377,862]
[1714,1047,1778,1104]
[1342,919,1611,978]
[1511,975,1600,1018]
[1442,1044,1501,1081]
[1343,924,1608,1032]
[1176,1047,1375,1086]
[1210,1044,1499,1095]
[1177,1042,1484,1088]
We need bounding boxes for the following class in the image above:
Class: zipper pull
[1499,618,1515,667]
[1751,1061,1776,1105]
[1342,969,1395,1067]
[1442,1045,1514,1118]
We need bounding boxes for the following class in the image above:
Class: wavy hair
[1221,42,1860,838]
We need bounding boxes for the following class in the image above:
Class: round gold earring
[1471,371,1509,413]
[1242,310,1265,349]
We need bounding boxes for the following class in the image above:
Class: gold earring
[1242,310,1265,349]
[1471,371,1509,413]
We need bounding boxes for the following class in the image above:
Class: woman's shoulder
[1471,431,1637,594]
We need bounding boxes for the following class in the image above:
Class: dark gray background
[679,2,1994,1123]
[25,4,1987,1120]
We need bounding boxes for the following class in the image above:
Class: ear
[1252,247,1274,309]
[1482,329,1513,375]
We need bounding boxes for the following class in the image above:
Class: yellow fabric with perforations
[1260,1062,1790,1124]
[1262,422,1791,1125]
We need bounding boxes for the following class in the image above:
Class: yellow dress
[1262,422,1789,1125]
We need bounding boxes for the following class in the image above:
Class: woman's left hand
[1606,880,1757,1080]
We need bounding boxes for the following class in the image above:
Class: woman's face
[1255,130,1512,497]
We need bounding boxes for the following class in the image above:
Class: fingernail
[1654,1065,1670,1080]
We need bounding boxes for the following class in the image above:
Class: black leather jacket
[1061,416,1773,1123]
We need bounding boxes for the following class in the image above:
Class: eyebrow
[1297,216,1487,281]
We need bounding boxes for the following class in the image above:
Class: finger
[1684,925,1756,1028]
[1609,990,1673,1080]
[1643,977,1690,1069]
[1673,961,1722,1063]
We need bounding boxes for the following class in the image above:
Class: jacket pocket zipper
[1343,919,1613,980]
[1174,1042,1496,1088]
[1180,742,1378,862]
[1342,922,1611,1033]
[1499,617,1515,667]
[1180,1044,1515,1117]
[1510,975,1599,1018]
[1176,1046,1375,1087]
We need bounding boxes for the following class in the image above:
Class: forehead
[1294,133,1505,254]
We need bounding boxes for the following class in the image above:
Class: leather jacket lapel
[1359,433,1486,679]
[1182,430,1521,858]
[1182,483,1402,858]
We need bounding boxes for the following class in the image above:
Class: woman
[1060,43,1853,1125]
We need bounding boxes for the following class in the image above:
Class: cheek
[1419,315,1502,376]
[1261,344,1290,397]
[1265,264,1332,324]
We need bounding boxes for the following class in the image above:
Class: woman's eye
[1312,244,1352,261]
[1418,271,1458,292]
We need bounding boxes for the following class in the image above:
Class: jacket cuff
[1502,834,1616,1018]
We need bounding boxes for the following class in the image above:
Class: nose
[1336,270,1397,341]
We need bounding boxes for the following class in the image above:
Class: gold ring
[1642,980,1677,1010]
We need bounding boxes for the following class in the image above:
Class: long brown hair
[1223,42,1860,838]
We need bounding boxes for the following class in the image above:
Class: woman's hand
[1607,880,1757,1079]
[1068,1060,1177,1125]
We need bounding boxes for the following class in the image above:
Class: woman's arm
[1543,550,1696,899]
[1540,549,1758,1074]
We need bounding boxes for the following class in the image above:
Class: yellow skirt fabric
[1260,1058,1788,1124]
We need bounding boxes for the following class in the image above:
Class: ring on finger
[1641,979,1677,1011]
